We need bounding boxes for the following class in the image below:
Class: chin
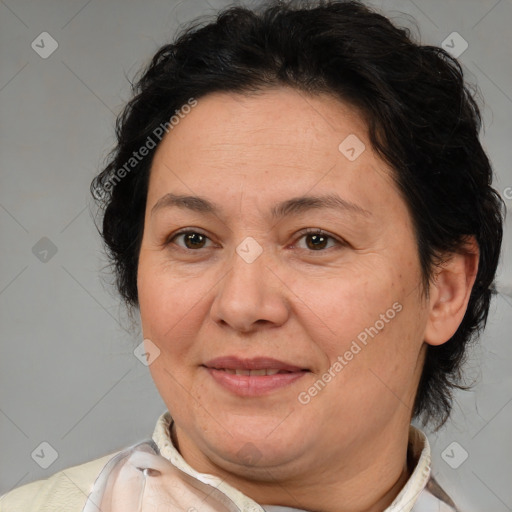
[201,422,305,469]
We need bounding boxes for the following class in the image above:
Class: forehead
[148,87,402,221]
[155,88,369,164]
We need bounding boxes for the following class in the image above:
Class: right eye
[167,230,215,251]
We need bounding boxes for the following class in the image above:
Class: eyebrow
[150,193,372,219]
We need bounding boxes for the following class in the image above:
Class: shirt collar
[152,410,432,512]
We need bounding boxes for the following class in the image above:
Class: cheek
[289,264,402,354]
[138,273,197,389]
[138,258,208,403]
[138,253,207,337]
[293,260,426,391]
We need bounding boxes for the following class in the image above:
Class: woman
[0,0,504,510]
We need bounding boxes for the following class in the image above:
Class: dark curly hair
[91,0,504,429]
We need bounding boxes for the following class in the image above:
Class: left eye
[293,230,341,251]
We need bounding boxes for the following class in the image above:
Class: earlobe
[424,237,479,346]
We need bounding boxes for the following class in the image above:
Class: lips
[202,356,309,396]
[202,356,308,373]
[215,368,290,376]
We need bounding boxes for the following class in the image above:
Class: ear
[424,237,479,346]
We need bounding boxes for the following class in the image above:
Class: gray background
[0,0,511,510]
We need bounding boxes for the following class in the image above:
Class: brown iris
[305,233,329,250]
[183,232,207,249]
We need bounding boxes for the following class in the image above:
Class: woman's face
[137,87,429,481]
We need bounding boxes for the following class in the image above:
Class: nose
[209,240,290,333]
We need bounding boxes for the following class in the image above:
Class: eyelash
[166,228,346,254]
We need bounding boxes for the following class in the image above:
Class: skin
[137,87,479,512]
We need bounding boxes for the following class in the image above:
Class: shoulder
[0,450,120,512]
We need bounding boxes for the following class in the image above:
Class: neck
[170,419,415,512]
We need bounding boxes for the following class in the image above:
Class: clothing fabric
[0,410,459,511]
